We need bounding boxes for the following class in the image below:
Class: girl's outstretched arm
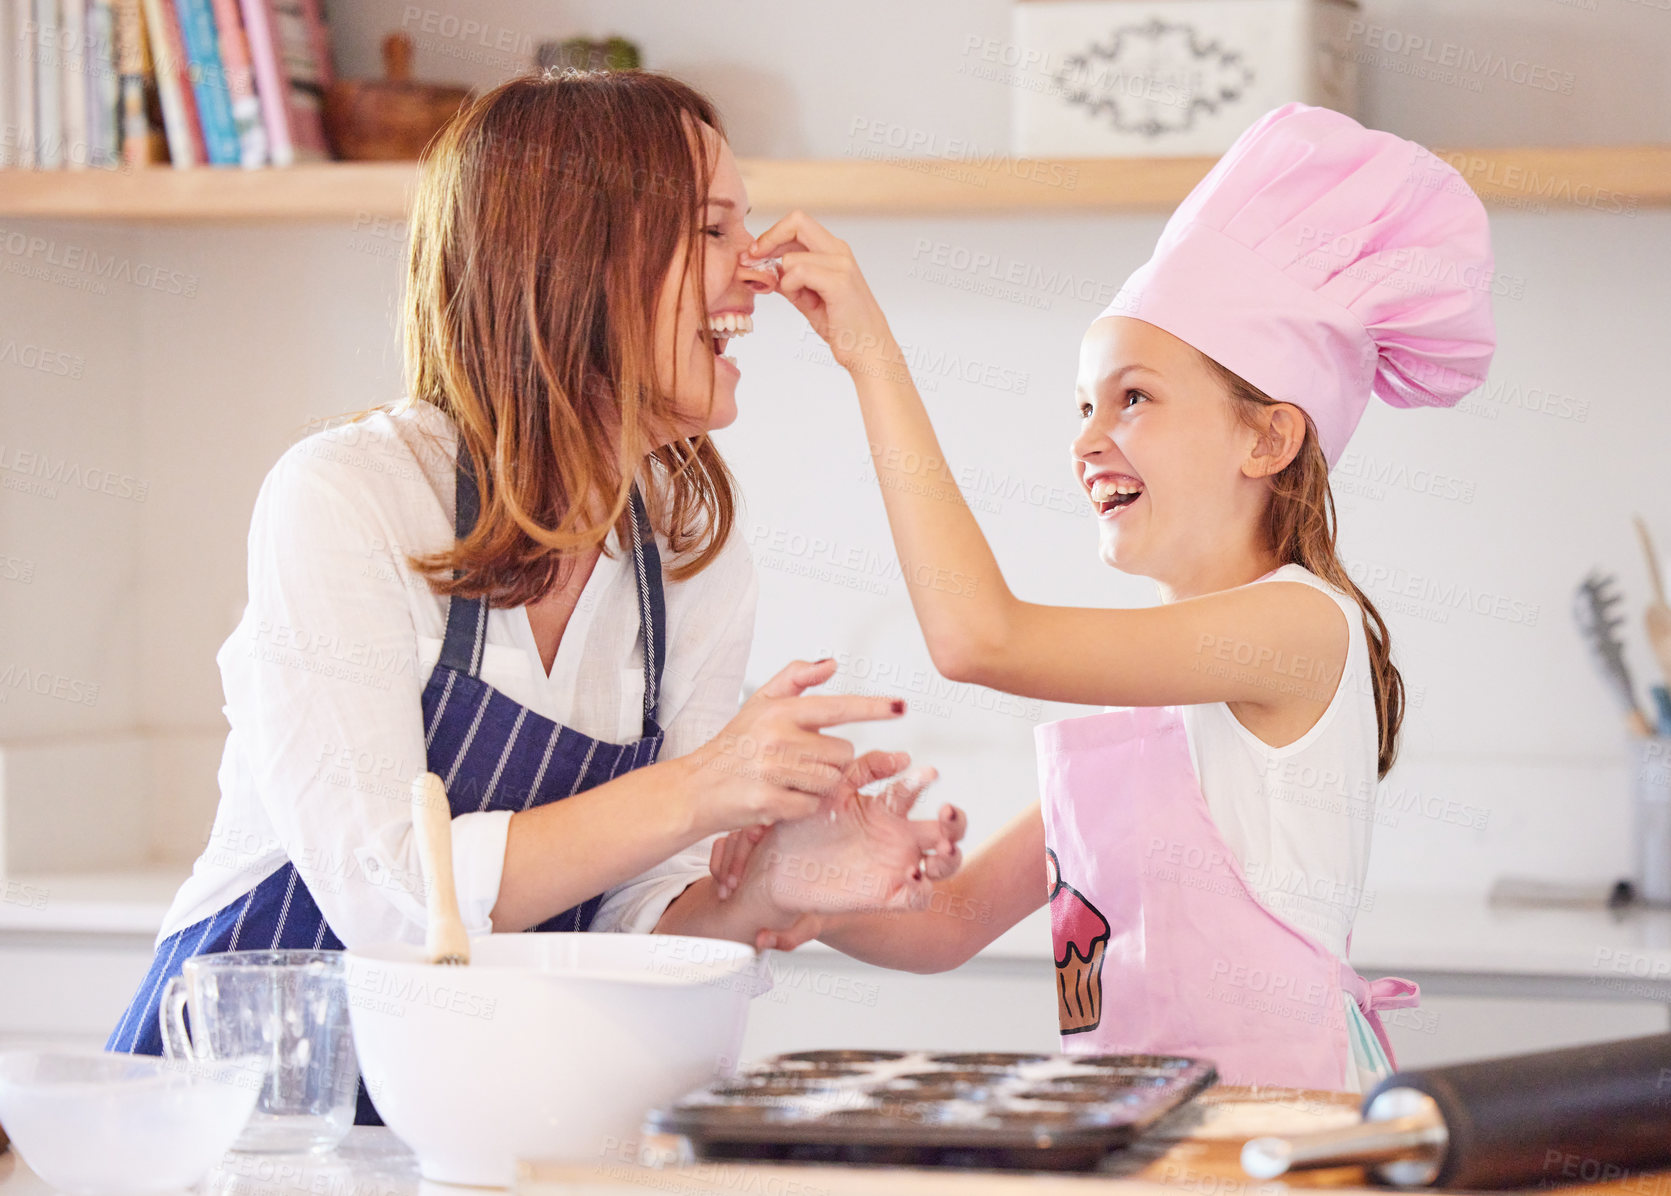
[740,802,1048,975]
[751,213,1347,715]
[751,212,1015,689]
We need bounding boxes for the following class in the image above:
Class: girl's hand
[716,754,967,920]
[679,658,906,839]
[708,749,929,897]
[749,211,896,372]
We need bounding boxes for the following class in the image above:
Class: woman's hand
[677,658,906,839]
[708,749,966,946]
[749,211,897,373]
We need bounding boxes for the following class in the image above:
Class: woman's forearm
[493,755,813,944]
[847,335,1018,680]
[491,755,702,932]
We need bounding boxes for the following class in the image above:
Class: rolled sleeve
[588,839,714,934]
[352,809,513,938]
[448,810,514,934]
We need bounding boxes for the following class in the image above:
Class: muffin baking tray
[647,1049,1217,1170]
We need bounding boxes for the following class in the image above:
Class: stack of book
[0,0,334,169]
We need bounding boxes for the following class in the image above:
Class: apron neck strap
[438,443,667,732]
[625,486,667,734]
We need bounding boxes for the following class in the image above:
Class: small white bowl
[0,1048,263,1195]
[345,933,765,1187]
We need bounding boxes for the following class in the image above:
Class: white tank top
[1180,563,1380,960]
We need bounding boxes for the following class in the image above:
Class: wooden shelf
[0,161,416,222]
[0,146,1666,222]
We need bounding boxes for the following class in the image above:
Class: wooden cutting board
[519,1086,1671,1195]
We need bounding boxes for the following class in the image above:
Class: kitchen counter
[922,891,1671,993]
[1349,891,1671,1002]
[748,894,1671,1067]
[7,868,1671,994]
[0,1126,420,1195]
[0,1089,1663,1195]
[3,872,1669,1064]
[0,867,184,935]
[0,867,191,1051]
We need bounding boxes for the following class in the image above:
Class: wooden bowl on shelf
[322,34,472,162]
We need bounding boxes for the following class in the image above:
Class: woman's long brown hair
[400,69,739,607]
[1203,355,1405,779]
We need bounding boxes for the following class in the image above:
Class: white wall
[0,220,148,870]
[1,2,1668,941]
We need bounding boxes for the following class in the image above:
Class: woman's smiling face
[1071,316,1267,583]
[653,125,776,445]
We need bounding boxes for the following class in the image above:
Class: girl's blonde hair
[400,69,739,607]
[1202,354,1405,779]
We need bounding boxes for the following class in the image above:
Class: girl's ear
[1244,403,1307,479]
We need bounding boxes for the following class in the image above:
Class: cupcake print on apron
[1047,848,1110,1035]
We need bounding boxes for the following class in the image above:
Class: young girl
[714,103,1497,1092]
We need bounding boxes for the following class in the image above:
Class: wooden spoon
[410,772,469,965]
[1633,515,1671,697]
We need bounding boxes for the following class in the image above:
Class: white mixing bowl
[344,932,764,1187]
[0,1048,262,1195]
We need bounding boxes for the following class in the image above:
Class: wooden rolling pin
[1243,1033,1671,1188]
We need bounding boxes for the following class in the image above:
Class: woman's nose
[737,257,779,294]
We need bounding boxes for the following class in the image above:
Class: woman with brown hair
[108,70,964,1117]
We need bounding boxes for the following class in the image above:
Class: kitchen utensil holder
[1631,735,1671,905]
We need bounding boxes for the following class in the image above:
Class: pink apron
[1037,703,1418,1090]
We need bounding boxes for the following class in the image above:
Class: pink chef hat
[1102,103,1497,468]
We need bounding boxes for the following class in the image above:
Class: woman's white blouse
[157,400,759,949]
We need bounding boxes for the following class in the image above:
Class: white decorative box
[1009,0,1360,157]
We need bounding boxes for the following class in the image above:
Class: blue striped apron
[108,448,669,1126]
